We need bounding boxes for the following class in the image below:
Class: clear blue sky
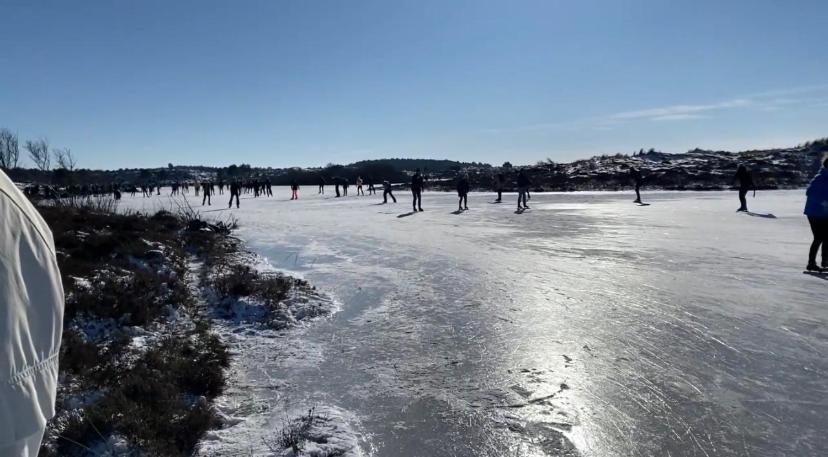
[1,0,827,169]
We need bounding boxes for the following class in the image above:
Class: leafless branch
[54,147,77,171]
[26,137,51,171]
[0,128,20,169]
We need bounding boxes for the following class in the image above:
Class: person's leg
[458,195,463,210]
[808,217,821,268]
[820,219,828,267]
[634,184,641,203]
[464,194,468,209]
[391,191,396,203]
[383,190,388,203]
[417,190,423,210]
[412,190,417,211]
[738,189,748,211]
[497,190,502,202]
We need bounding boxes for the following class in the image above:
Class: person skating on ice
[804,156,828,272]
[291,179,299,200]
[630,166,644,203]
[411,168,424,212]
[457,173,470,211]
[201,180,212,206]
[228,180,241,208]
[382,180,396,203]
[494,172,505,202]
[734,164,755,212]
[516,169,531,210]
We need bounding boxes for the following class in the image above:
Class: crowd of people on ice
[12,160,828,272]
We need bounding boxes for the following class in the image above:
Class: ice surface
[120,188,828,456]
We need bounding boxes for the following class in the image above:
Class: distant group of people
[18,160,828,273]
[136,179,274,209]
[316,176,378,199]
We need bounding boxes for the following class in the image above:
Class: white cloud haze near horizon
[1,1,827,169]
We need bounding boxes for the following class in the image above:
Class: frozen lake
[121,188,827,456]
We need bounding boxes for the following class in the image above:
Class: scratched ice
[120,189,828,456]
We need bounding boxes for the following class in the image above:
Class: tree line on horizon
[3,125,826,190]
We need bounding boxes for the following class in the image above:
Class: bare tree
[54,147,77,171]
[0,128,20,169]
[26,138,50,171]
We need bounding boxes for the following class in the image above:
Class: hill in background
[6,138,827,192]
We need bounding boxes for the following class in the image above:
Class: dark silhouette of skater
[411,169,424,211]
[494,173,505,202]
[343,179,349,196]
[334,178,341,197]
[202,181,212,206]
[382,180,396,203]
[517,169,531,210]
[318,176,326,194]
[228,181,241,208]
[734,165,755,212]
[291,180,299,200]
[630,167,644,203]
[457,173,470,210]
[805,157,828,272]
[368,178,376,195]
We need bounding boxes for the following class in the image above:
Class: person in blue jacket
[804,157,828,271]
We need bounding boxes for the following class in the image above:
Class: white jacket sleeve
[0,170,64,446]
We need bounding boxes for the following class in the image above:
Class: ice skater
[367,178,376,195]
[734,164,755,212]
[201,180,212,206]
[382,180,396,203]
[630,166,644,203]
[356,176,364,196]
[804,156,828,272]
[457,173,470,211]
[411,168,424,211]
[228,180,241,208]
[493,173,505,202]
[291,179,299,200]
[318,176,326,194]
[517,169,531,210]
